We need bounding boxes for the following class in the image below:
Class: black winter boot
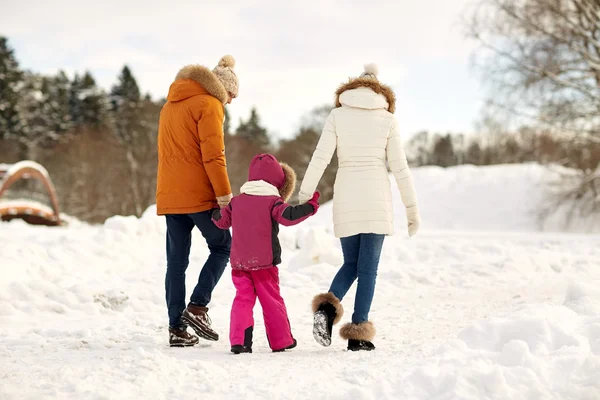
[340,321,376,351]
[231,345,252,354]
[312,293,344,347]
[347,339,376,351]
[231,326,253,354]
[313,303,336,346]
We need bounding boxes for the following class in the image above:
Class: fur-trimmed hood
[247,154,296,202]
[168,65,229,104]
[335,77,396,114]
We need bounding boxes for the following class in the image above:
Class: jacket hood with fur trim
[168,65,229,104]
[335,76,396,114]
[247,154,297,202]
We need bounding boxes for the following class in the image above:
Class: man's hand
[217,193,232,208]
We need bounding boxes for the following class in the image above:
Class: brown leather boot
[181,304,219,341]
[168,327,199,347]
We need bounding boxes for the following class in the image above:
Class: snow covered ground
[1,163,599,400]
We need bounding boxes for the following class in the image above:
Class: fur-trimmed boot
[340,321,376,351]
[312,292,344,347]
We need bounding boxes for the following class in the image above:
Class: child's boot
[272,338,297,353]
[311,292,344,347]
[231,345,252,354]
[230,326,253,354]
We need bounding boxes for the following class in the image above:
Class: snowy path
[2,214,599,399]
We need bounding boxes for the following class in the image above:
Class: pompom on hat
[360,63,379,80]
[213,55,239,97]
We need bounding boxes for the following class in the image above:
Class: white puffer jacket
[298,72,420,239]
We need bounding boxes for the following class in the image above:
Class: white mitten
[405,205,420,237]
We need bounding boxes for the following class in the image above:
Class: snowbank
[396,282,600,400]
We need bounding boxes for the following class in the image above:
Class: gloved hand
[306,191,320,214]
[406,205,420,237]
[217,193,233,208]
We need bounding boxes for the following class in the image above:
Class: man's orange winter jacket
[156,65,232,215]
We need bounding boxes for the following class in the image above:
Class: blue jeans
[329,233,385,324]
[165,211,231,328]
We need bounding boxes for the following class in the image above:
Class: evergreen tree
[80,71,108,129]
[235,107,270,148]
[109,65,146,216]
[110,65,142,143]
[0,36,25,140]
[110,65,140,111]
[16,72,49,158]
[45,70,72,135]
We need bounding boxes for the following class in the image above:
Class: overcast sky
[1,0,483,139]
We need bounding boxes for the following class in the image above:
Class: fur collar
[175,65,229,104]
[335,77,396,114]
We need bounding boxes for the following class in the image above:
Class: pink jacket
[212,154,319,270]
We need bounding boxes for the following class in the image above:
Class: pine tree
[0,36,25,140]
[15,72,49,158]
[16,71,72,157]
[236,107,270,149]
[111,65,140,112]
[46,70,72,136]
[110,66,142,143]
[84,71,108,127]
[109,65,146,216]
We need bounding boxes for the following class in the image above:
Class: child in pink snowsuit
[212,154,320,354]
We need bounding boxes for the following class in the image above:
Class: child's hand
[307,191,320,214]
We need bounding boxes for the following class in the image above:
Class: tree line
[2,16,599,224]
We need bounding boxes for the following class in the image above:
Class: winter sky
[1,0,482,139]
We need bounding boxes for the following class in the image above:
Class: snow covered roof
[0,161,50,182]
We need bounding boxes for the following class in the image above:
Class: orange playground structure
[0,161,62,226]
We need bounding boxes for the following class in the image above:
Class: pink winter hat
[248,154,285,189]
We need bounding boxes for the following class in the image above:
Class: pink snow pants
[230,267,294,351]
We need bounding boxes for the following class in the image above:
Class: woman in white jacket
[299,64,421,351]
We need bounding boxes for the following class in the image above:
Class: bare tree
[466,0,600,217]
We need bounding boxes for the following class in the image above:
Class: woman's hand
[406,205,420,237]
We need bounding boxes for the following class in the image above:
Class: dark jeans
[328,233,385,324]
[165,210,231,328]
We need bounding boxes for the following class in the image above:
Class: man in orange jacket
[156,55,238,347]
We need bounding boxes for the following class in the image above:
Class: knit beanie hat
[359,63,379,80]
[213,55,239,97]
